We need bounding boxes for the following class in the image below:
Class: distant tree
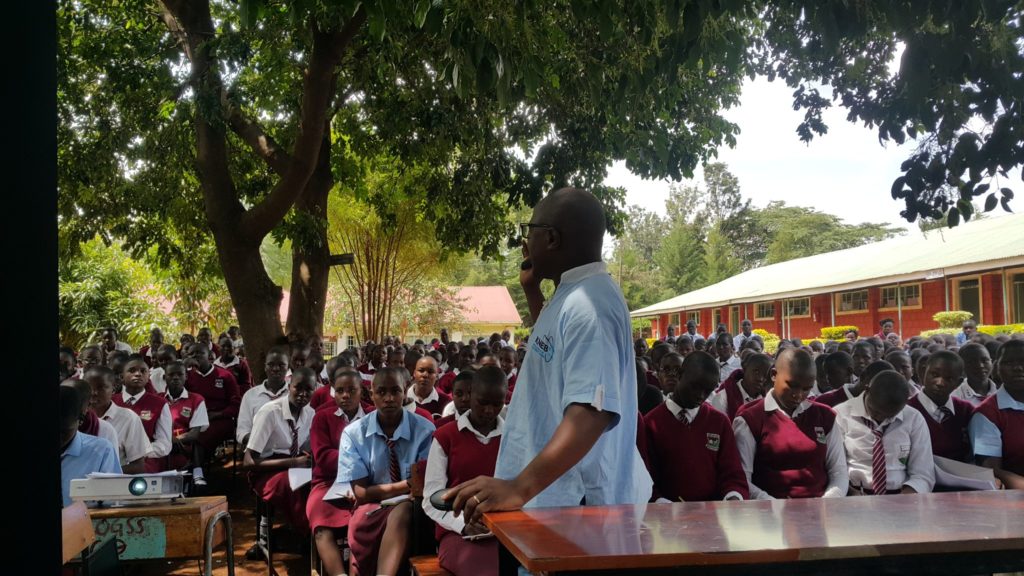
[756,202,901,265]
[702,226,742,285]
[654,220,707,295]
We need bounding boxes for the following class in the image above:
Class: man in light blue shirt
[61,386,121,506]
[446,187,652,519]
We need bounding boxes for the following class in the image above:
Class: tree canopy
[59,0,1022,365]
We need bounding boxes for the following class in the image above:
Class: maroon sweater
[310,406,350,487]
[185,365,241,418]
[814,386,852,408]
[431,420,501,540]
[907,394,974,462]
[715,370,761,420]
[973,393,1024,476]
[165,391,206,437]
[737,399,836,499]
[412,390,452,420]
[645,403,748,502]
[113,392,168,442]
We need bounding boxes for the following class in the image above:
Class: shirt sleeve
[98,420,120,458]
[709,390,728,416]
[100,439,123,474]
[969,411,1003,458]
[337,425,370,484]
[732,416,774,500]
[149,404,173,458]
[422,439,465,534]
[191,400,210,432]
[123,413,153,464]
[236,391,255,444]
[902,414,936,494]
[558,307,625,426]
[246,405,273,456]
[823,424,849,498]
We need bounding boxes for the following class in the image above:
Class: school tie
[288,420,299,457]
[865,418,888,495]
[127,396,136,407]
[937,406,953,423]
[385,437,401,483]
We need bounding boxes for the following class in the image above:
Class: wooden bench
[409,555,453,576]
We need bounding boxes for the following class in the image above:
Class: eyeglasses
[519,222,557,239]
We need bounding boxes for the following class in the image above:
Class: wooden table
[86,496,234,575]
[484,491,1024,575]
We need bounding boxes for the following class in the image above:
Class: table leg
[205,510,235,576]
[498,540,521,576]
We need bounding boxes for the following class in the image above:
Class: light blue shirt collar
[558,261,607,285]
[365,409,411,441]
[996,386,1024,411]
[62,432,83,458]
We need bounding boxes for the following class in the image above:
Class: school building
[630,213,1024,341]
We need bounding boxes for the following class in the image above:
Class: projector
[70,473,185,504]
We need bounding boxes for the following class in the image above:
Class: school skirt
[348,501,410,576]
[306,481,352,531]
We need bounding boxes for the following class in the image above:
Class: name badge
[140,410,153,421]
[814,426,826,444]
[898,444,911,466]
[214,379,224,389]
[705,433,720,451]
[181,407,192,418]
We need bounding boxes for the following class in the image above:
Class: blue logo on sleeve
[532,334,555,362]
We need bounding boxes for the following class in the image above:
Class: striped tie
[937,406,953,423]
[868,419,888,495]
[288,420,299,457]
[386,438,401,482]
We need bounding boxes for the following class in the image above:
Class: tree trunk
[285,134,332,343]
[215,241,283,383]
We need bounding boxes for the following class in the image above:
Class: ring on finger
[472,494,482,505]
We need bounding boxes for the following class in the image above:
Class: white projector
[70,473,185,504]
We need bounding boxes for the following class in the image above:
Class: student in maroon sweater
[214,336,254,392]
[970,340,1024,490]
[436,346,476,396]
[709,353,772,420]
[423,365,507,576]
[907,351,974,462]
[185,342,241,454]
[645,352,748,502]
[733,348,849,499]
[498,347,519,403]
[408,356,451,419]
[437,371,475,427]
[115,355,172,473]
[162,362,210,486]
[308,368,368,576]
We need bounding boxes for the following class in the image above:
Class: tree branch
[240,9,367,244]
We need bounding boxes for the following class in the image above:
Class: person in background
[684,319,704,341]
[60,385,121,506]
[715,333,742,384]
[907,351,974,462]
[970,340,1024,490]
[957,319,978,346]
[733,320,754,351]
[953,343,998,406]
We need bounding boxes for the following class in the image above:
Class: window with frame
[755,302,775,320]
[837,289,869,313]
[785,298,810,318]
[686,311,700,326]
[880,284,922,309]
[345,335,356,350]
[713,309,723,328]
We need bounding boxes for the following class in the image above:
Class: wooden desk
[484,491,1024,575]
[86,496,234,575]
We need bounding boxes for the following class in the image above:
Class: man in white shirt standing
[835,370,935,495]
[445,187,652,526]
[715,332,743,384]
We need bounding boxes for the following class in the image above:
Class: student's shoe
[244,543,266,561]
[193,476,207,486]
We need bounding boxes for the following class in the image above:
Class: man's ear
[546,228,561,251]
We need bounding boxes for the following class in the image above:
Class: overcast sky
[605,76,923,233]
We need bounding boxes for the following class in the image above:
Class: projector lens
[129,477,148,496]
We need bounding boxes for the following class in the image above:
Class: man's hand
[446,476,528,526]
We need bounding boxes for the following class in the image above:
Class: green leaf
[947,207,960,227]
[984,193,998,212]
[414,0,430,28]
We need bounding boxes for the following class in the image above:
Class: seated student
[498,346,519,403]
[733,348,848,499]
[715,333,742,384]
[436,345,476,396]
[710,353,772,420]
[408,356,450,419]
[649,343,674,394]
[77,345,105,379]
[245,367,317,538]
[885,350,916,390]
[306,349,329,389]
[62,379,120,455]
[635,361,665,416]
[288,343,311,378]
[241,347,295,441]
[337,368,435,576]
[396,367,438,422]
[60,386,121,506]
[308,368,368,576]
[907,351,974,462]
[106,349,130,393]
[910,348,932,388]
[162,361,211,485]
[836,370,935,495]
[186,342,241,455]
[424,366,507,576]
[214,336,254,392]
[970,340,1024,490]
[388,347,407,373]
[815,351,883,408]
[954,343,998,406]
[811,353,830,396]
[811,352,860,405]
[357,344,387,382]
[438,370,476,426]
[85,366,151,474]
[310,352,364,412]
[114,355,173,472]
[148,344,178,394]
[138,327,164,367]
[645,352,748,502]
[692,337,707,352]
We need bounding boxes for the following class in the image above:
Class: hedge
[921,324,1023,338]
[933,310,974,329]
[753,329,781,355]
[820,325,859,340]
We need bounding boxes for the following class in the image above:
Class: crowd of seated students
[59,322,1023,575]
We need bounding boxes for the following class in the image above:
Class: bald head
[527,187,606,279]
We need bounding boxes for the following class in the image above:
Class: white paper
[288,468,313,491]
[323,481,354,501]
[933,456,997,491]
[462,531,495,541]
[87,471,184,478]
[381,494,411,506]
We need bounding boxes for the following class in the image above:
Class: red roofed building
[450,286,523,343]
